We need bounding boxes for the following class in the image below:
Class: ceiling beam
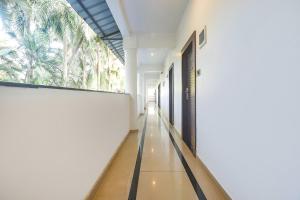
[77,0,123,62]
[101,30,121,39]
[106,0,131,36]
[77,1,106,12]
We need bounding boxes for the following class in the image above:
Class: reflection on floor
[91,105,230,200]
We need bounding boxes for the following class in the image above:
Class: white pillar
[125,48,138,130]
[141,73,145,112]
[138,72,145,114]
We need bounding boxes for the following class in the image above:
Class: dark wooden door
[158,84,161,108]
[169,65,174,125]
[182,32,196,155]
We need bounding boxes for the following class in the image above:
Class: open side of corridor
[90,104,229,200]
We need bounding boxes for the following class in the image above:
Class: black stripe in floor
[160,115,207,200]
[128,112,148,200]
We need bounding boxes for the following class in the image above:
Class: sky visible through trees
[0,0,125,92]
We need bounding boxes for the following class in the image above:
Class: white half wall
[0,86,130,200]
[160,0,300,199]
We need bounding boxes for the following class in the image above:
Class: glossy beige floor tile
[141,121,183,171]
[91,104,230,200]
[164,124,231,200]
[91,116,144,200]
[136,108,197,200]
[136,172,198,200]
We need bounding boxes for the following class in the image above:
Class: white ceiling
[137,48,169,66]
[107,0,188,71]
[122,0,188,34]
[145,73,161,87]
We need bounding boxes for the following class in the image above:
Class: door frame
[157,83,161,109]
[169,64,174,125]
[181,31,197,156]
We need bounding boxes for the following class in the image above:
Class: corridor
[91,104,229,200]
[1,0,299,199]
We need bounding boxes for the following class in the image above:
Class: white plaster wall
[161,76,169,118]
[0,86,130,200]
[145,81,156,103]
[163,52,182,135]
[137,73,143,115]
[144,73,160,106]
[162,0,300,199]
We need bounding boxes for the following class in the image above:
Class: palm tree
[39,0,85,86]
[92,37,107,90]
[0,0,125,91]
[0,0,63,84]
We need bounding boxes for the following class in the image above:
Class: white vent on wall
[199,26,207,49]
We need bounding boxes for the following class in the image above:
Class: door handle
[185,87,189,100]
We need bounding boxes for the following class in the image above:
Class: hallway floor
[91,105,230,200]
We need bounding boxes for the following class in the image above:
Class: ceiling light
[150,52,154,56]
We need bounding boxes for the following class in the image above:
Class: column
[138,72,145,114]
[124,48,138,131]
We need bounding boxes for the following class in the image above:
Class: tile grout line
[140,170,185,172]
[128,111,148,200]
[159,112,207,200]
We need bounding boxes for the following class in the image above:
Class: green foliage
[0,0,124,92]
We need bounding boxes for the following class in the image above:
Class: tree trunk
[82,68,87,89]
[25,57,33,83]
[96,52,101,90]
[67,36,84,67]
[107,54,111,91]
[63,37,68,87]
[25,67,33,83]
[82,54,87,89]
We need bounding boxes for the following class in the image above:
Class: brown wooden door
[169,65,174,125]
[182,32,196,155]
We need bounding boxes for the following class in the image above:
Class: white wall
[160,75,169,118]
[0,86,130,200]
[160,59,182,134]
[137,73,144,115]
[161,0,300,199]
[144,72,160,105]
